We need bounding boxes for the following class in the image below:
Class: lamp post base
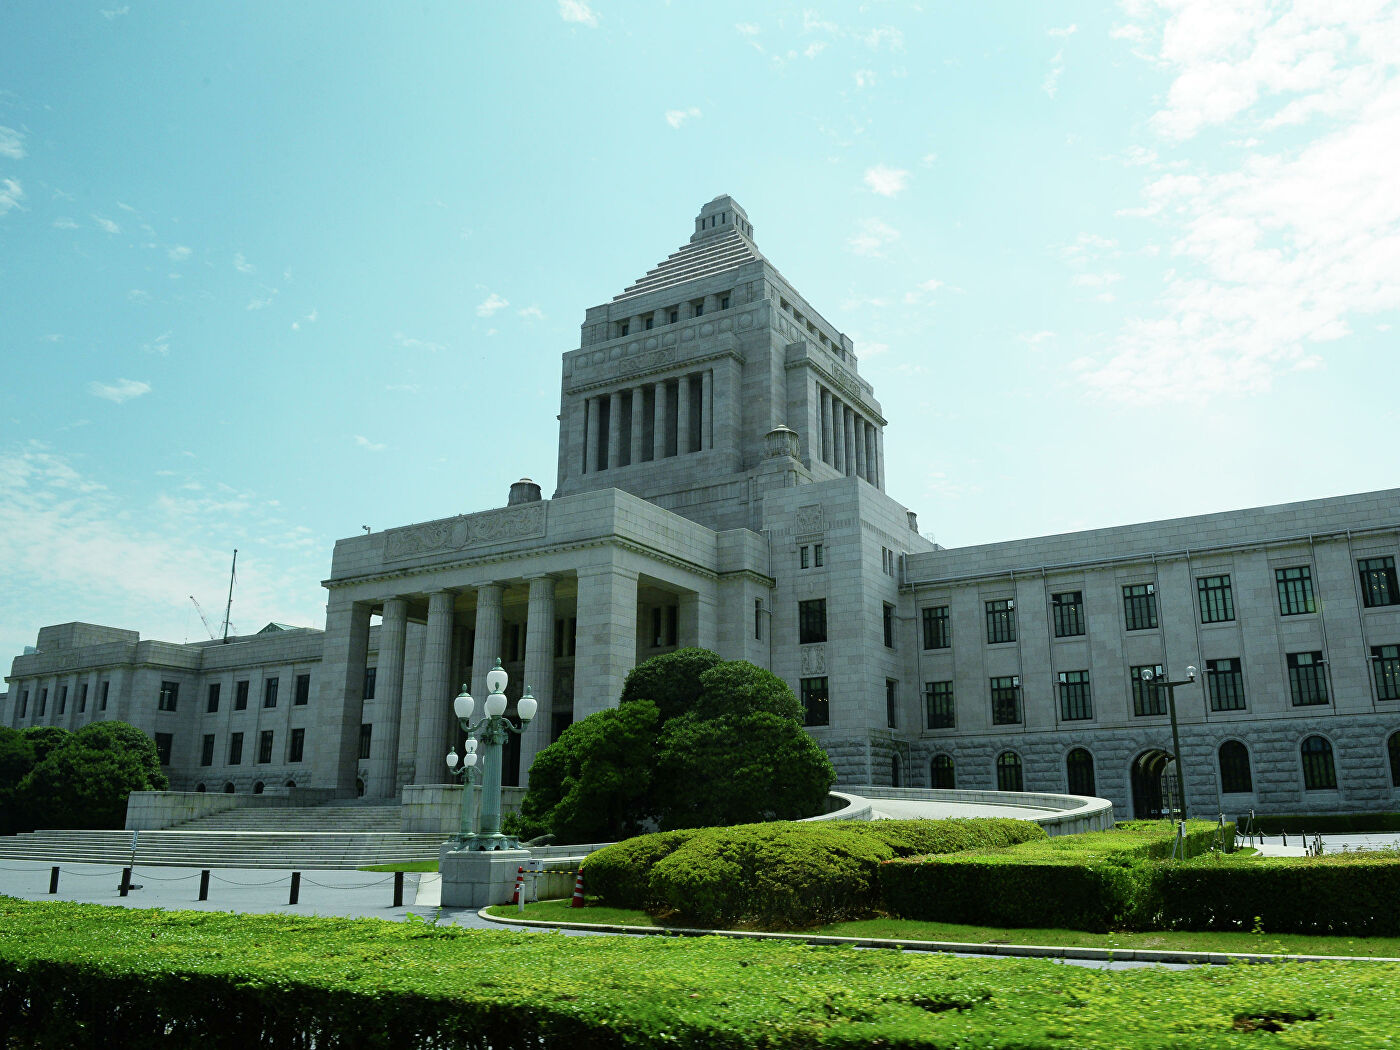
[439,844,532,908]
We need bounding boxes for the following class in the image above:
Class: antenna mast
[221,549,238,644]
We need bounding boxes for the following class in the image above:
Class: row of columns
[818,386,882,488]
[7,669,122,729]
[611,292,728,340]
[582,370,713,474]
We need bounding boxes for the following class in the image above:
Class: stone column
[875,426,886,491]
[520,576,557,787]
[412,590,456,784]
[652,380,669,460]
[606,391,622,471]
[470,583,505,706]
[677,590,718,651]
[843,406,857,477]
[629,386,645,466]
[314,597,372,795]
[574,564,638,720]
[369,598,409,798]
[584,397,599,474]
[676,374,692,455]
[700,370,712,452]
[831,398,846,473]
[854,415,868,480]
[865,423,879,488]
[820,388,834,465]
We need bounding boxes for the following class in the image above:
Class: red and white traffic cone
[571,869,586,908]
[510,866,525,905]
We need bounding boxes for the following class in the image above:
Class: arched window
[996,751,1024,792]
[253,780,265,795]
[1388,732,1400,788]
[1218,741,1253,793]
[890,753,902,787]
[285,779,297,789]
[195,783,206,793]
[1066,748,1095,796]
[931,754,955,789]
[1301,736,1337,790]
[223,782,236,794]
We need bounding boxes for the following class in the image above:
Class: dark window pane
[1301,736,1337,790]
[924,681,954,729]
[1372,644,1400,701]
[996,751,1023,792]
[1131,664,1166,716]
[799,599,827,644]
[1058,670,1092,721]
[1066,748,1095,796]
[985,599,1015,644]
[1207,658,1246,711]
[1196,575,1235,623]
[1123,583,1158,631]
[1052,591,1085,637]
[921,606,950,649]
[800,677,829,727]
[1219,740,1253,793]
[990,676,1021,725]
[1287,651,1329,706]
[1360,557,1399,608]
[1275,566,1315,615]
[930,754,955,789]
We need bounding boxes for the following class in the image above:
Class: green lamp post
[447,658,536,851]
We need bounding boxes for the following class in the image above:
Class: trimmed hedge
[1156,851,1400,935]
[881,820,1225,932]
[7,899,1400,1048]
[586,818,1045,928]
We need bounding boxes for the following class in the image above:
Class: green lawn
[358,861,438,872]
[487,899,1400,958]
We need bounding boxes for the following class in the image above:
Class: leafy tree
[21,726,73,764]
[515,701,659,843]
[12,721,168,831]
[617,647,722,723]
[0,728,38,834]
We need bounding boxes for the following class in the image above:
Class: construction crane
[189,596,217,641]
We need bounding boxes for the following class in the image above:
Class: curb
[476,906,1400,967]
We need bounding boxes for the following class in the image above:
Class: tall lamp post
[447,658,536,851]
[444,737,482,844]
[1141,665,1197,821]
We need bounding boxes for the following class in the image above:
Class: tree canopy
[516,649,834,843]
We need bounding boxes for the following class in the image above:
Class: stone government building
[5,196,1399,820]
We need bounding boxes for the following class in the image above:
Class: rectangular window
[18,690,27,718]
[814,544,824,567]
[754,599,763,641]
[1275,566,1315,615]
[1372,644,1400,701]
[207,683,221,713]
[294,674,311,706]
[154,733,173,766]
[800,545,810,569]
[200,734,215,767]
[235,680,249,710]
[1051,592,1085,638]
[883,603,896,648]
[1131,664,1166,716]
[1197,574,1235,623]
[618,321,629,337]
[921,606,951,650]
[799,599,827,644]
[720,294,730,310]
[99,681,109,711]
[78,683,88,713]
[800,677,829,727]
[644,316,654,331]
[1123,583,1158,631]
[551,711,572,742]
[158,681,179,712]
[1287,651,1329,706]
[885,679,898,728]
[363,666,376,700]
[358,723,373,760]
[985,599,1015,644]
[924,681,954,729]
[38,689,47,716]
[258,730,274,764]
[289,727,305,763]
[58,685,67,715]
[668,309,678,324]
[228,732,244,765]
[693,301,704,317]
[1058,670,1092,720]
[1206,658,1246,711]
[990,676,1022,725]
[1360,556,1400,607]
[263,677,279,709]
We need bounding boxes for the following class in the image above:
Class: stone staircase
[0,800,447,870]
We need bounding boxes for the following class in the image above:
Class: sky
[1,1,1397,661]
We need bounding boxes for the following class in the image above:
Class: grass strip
[493,899,1400,959]
[6,897,1400,1048]
[357,861,438,872]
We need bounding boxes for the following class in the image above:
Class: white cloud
[735,22,760,37]
[918,278,944,292]
[1043,50,1065,98]
[804,42,827,59]
[860,27,904,51]
[853,69,876,89]
[93,215,120,234]
[246,294,274,311]
[1071,271,1123,288]
[1021,330,1057,350]
[166,244,191,262]
[860,341,890,357]
[52,217,79,229]
[88,378,151,403]
[143,331,172,356]
[386,383,421,394]
[394,332,445,352]
[0,126,25,159]
[476,293,509,317]
[518,305,545,319]
[558,0,598,27]
[665,106,702,128]
[848,218,900,257]
[0,178,22,217]
[1048,24,1078,38]
[863,164,910,197]
[100,5,129,18]
[233,252,255,273]
[354,435,385,451]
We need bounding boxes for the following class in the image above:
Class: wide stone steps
[0,829,446,869]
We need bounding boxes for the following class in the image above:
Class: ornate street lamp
[444,737,482,844]
[1141,665,1197,822]
[447,658,536,851]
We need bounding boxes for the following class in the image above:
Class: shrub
[10,722,166,831]
[582,829,703,909]
[617,647,723,723]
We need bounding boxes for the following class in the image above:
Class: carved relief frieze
[794,504,825,537]
[384,501,547,561]
[800,645,827,675]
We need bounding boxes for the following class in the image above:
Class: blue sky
[2,1,1397,659]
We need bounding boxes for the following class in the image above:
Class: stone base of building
[438,845,532,908]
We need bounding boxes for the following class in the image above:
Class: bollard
[393,870,404,908]
[289,871,301,906]
[49,866,60,894]
[119,867,131,897]
[198,870,210,902]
